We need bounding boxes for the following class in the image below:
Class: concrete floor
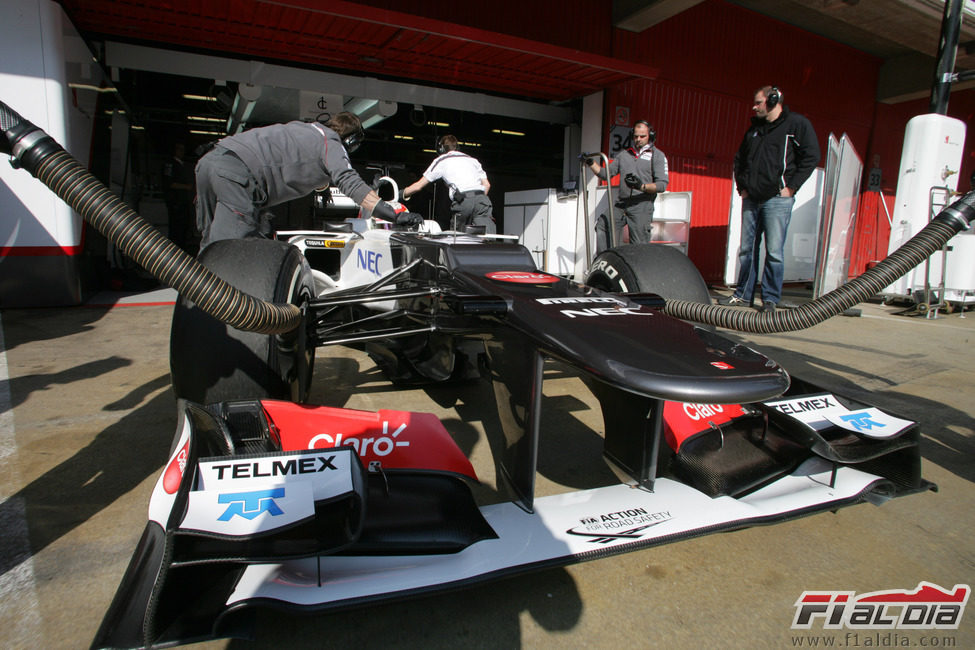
[1,290,973,649]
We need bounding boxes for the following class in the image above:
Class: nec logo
[357,249,383,275]
[218,488,286,521]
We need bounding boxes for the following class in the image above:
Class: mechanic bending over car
[583,120,669,251]
[401,134,496,234]
[194,111,413,251]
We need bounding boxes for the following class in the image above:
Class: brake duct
[0,100,301,335]
[2,98,974,336]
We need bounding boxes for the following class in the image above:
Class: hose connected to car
[0,100,300,334]
[663,190,975,333]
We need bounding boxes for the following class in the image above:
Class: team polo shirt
[422,151,487,200]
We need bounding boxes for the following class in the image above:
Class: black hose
[665,190,975,333]
[1,100,300,335]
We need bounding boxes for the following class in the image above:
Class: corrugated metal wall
[606,0,889,283]
[348,0,614,56]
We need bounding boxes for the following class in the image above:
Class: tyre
[170,238,315,404]
[585,244,710,304]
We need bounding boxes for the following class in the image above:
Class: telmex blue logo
[356,249,383,275]
[217,488,285,521]
[839,411,885,432]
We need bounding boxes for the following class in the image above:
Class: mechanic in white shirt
[402,135,495,233]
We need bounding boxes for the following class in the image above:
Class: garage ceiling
[58,0,659,103]
[614,0,975,103]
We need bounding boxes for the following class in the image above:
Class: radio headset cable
[0,100,300,335]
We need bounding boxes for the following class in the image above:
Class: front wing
[93,387,931,649]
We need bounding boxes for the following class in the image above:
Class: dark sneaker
[761,302,776,313]
[717,295,747,307]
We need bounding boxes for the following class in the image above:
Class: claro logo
[486,271,560,284]
[307,421,410,457]
[163,440,189,494]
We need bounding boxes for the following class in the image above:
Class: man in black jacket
[722,86,820,312]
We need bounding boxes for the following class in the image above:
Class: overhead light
[131,125,145,131]
[393,134,414,140]
[427,121,449,127]
[68,83,117,93]
[492,129,525,136]
[421,148,437,154]
[227,83,263,135]
[190,129,225,136]
[345,98,397,129]
[460,141,481,147]
[187,115,225,123]
[182,93,218,102]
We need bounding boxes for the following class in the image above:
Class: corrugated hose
[665,190,975,332]
[4,99,973,336]
[0,100,300,334]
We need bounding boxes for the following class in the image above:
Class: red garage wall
[606,0,883,283]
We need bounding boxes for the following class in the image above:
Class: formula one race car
[94,217,932,648]
[2,102,966,650]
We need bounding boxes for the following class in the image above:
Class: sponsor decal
[218,488,286,521]
[163,440,189,495]
[765,393,914,437]
[356,248,384,275]
[536,297,624,305]
[566,508,673,544]
[486,271,560,284]
[207,454,338,481]
[560,306,651,318]
[791,582,969,630]
[307,420,410,457]
[710,361,734,370]
[304,238,345,249]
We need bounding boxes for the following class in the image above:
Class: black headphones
[437,138,446,155]
[342,127,364,154]
[765,86,782,109]
[632,120,656,144]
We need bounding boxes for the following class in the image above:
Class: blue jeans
[734,195,794,305]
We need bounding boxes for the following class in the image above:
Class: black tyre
[170,239,315,404]
[585,244,710,304]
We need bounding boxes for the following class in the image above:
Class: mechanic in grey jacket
[723,86,820,312]
[585,120,668,250]
[195,112,399,251]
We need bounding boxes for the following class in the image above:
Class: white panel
[724,168,825,287]
[813,134,863,297]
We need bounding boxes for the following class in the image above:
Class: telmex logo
[486,271,560,284]
[792,582,970,630]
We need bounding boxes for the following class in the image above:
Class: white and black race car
[96,215,929,648]
[2,100,966,650]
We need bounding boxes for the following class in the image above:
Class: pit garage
[1,1,975,649]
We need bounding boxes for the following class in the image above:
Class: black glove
[624,173,643,190]
[395,212,424,227]
[578,153,594,166]
[371,200,398,221]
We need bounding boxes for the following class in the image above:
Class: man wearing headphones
[585,120,668,250]
[402,134,494,233]
[722,85,820,313]
[195,111,400,251]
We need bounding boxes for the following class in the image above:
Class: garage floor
[1,290,973,649]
